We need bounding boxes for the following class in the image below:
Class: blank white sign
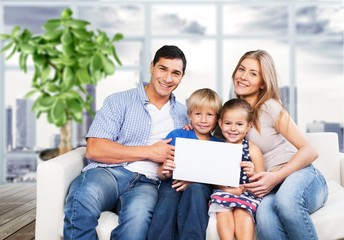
[173,138,242,187]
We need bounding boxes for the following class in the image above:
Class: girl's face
[188,107,218,140]
[219,108,251,144]
[233,58,264,104]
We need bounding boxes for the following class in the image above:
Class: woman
[232,50,328,239]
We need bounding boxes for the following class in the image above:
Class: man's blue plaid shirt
[83,82,189,172]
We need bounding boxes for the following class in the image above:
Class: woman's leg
[274,165,328,240]
[216,211,235,240]
[257,165,328,240]
[256,187,287,240]
[233,209,255,240]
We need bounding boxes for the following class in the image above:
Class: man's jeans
[64,167,159,240]
[256,164,328,240]
[147,178,213,240]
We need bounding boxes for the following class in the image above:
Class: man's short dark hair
[152,45,187,75]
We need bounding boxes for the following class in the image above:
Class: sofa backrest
[307,132,340,184]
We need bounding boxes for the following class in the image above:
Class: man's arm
[86,137,175,164]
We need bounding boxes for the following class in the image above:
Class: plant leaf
[42,19,61,31]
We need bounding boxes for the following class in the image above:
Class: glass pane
[296,5,344,35]
[152,4,216,36]
[223,5,288,36]
[78,4,144,36]
[296,39,344,134]
[223,39,290,101]
[96,71,140,110]
[5,69,60,150]
[116,41,143,67]
[152,40,217,105]
[4,6,66,34]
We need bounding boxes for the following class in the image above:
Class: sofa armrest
[35,147,86,240]
[340,152,344,187]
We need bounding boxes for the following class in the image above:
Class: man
[64,45,188,240]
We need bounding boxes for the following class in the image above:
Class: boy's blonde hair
[186,88,222,116]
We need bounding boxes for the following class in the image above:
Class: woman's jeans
[256,164,328,240]
[147,178,213,240]
[63,167,159,240]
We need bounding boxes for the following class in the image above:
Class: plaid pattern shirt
[83,82,188,172]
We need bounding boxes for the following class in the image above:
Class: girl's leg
[216,211,235,240]
[233,209,255,240]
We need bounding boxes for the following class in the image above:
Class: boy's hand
[161,159,176,179]
[172,180,191,192]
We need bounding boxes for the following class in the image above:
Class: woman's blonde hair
[187,88,222,117]
[232,50,282,131]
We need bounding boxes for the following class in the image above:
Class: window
[1,1,343,183]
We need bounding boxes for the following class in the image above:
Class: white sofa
[35,132,344,240]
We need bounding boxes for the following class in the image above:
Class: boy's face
[188,107,217,140]
[218,108,252,144]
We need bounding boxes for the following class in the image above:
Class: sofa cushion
[311,180,344,240]
[59,180,344,240]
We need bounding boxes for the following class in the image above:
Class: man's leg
[178,183,213,240]
[64,168,118,240]
[111,174,159,240]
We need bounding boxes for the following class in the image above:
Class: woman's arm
[248,141,265,174]
[272,110,318,183]
[243,110,318,198]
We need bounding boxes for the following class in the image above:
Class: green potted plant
[1,8,123,158]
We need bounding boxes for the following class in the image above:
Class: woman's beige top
[246,99,297,172]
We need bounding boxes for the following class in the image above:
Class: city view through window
[1,1,343,183]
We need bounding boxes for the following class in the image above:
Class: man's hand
[149,138,175,163]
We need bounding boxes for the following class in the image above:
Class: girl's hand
[172,180,191,192]
[241,161,255,177]
[243,171,280,198]
[218,185,245,195]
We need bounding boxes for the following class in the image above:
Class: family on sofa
[62,45,328,240]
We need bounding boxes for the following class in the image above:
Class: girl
[209,98,264,240]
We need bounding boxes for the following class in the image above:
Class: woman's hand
[243,171,280,198]
[172,180,191,192]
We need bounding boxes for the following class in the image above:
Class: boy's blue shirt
[165,128,224,146]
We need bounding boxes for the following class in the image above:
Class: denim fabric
[147,178,213,240]
[256,164,328,240]
[64,167,159,240]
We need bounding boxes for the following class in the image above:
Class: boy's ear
[218,119,222,126]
